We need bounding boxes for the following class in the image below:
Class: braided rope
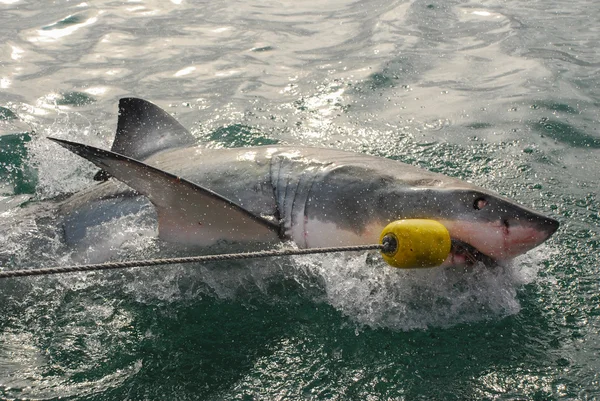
[0,243,387,279]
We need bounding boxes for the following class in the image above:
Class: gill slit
[268,156,287,240]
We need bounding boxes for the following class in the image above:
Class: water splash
[293,251,544,330]
[26,125,100,199]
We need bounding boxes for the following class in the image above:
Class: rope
[0,243,390,279]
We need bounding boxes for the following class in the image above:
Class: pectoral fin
[49,138,281,246]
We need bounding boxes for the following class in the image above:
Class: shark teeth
[450,239,497,267]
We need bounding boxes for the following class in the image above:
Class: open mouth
[449,239,497,267]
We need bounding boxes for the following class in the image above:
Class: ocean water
[1,0,599,399]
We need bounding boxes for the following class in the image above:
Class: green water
[1,0,600,399]
[0,133,36,195]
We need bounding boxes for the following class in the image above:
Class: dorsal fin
[111,97,196,160]
[50,137,281,246]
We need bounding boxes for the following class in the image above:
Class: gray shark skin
[49,98,558,266]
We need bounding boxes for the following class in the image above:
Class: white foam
[292,251,542,330]
[26,126,100,199]
[112,240,545,331]
[68,209,158,264]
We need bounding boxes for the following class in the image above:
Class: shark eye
[474,197,487,210]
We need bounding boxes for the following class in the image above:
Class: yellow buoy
[379,219,451,268]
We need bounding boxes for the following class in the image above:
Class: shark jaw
[440,217,559,266]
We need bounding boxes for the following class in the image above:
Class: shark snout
[538,216,560,238]
[498,214,559,259]
[440,213,559,261]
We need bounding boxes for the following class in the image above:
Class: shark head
[298,160,559,266]
[382,186,559,265]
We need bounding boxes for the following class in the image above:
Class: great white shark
[46,98,558,267]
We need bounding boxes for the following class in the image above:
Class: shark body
[50,98,558,266]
